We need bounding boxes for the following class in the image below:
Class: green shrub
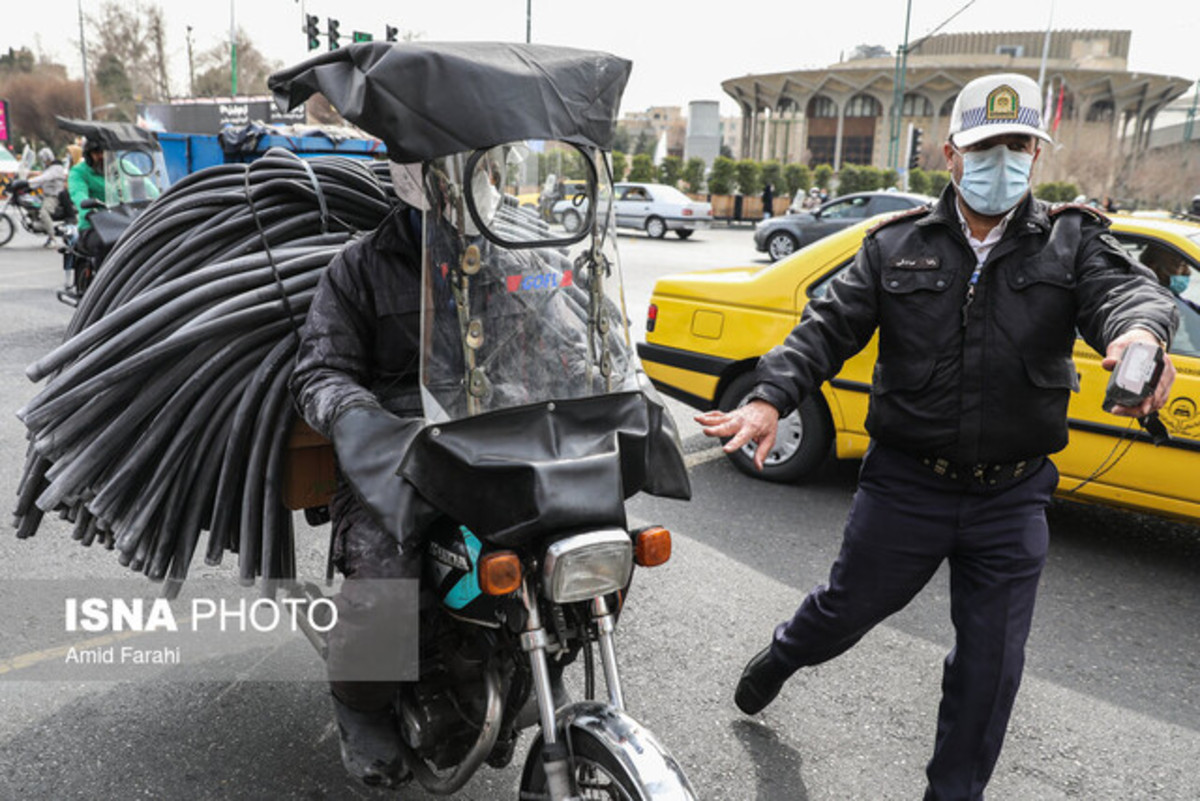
[610,151,628,183]
[708,156,736,195]
[928,170,951,197]
[682,157,706,193]
[1034,181,1081,203]
[761,160,783,194]
[908,168,931,195]
[784,164,811,196]
[735,159,763,195]
[813,164,834,190]
[628,153,655,183]
[836,165,865,194]
[657,155,683,188]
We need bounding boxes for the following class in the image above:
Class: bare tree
[0,71,97,150]
[86,0,170,103]
[192,29,281,98]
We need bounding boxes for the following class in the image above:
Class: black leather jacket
[752,186,1179,464]
[290,208,423,438]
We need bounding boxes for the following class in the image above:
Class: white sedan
[555,182,712,239]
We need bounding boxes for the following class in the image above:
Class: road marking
[684,446,726,469]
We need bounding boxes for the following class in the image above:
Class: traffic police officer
[697,73,1179,800]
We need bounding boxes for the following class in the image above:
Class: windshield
[419,140,637,423]
[103,146,171,207]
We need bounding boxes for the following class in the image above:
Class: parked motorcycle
[53,117,171,305]
[272,42,696,798]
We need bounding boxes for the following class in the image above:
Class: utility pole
[526,0,532,44]
[889,0,979,171]
[1185,79,1199,143]
[187,26,196,97]
[77,0,92,120]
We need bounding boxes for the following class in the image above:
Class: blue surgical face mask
[953,144,1034,216]
[1169,273,1189,296]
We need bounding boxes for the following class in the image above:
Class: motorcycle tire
[520,728,641,800]
[0,213,14,246]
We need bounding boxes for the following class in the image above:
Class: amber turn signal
[479,551,522,595]
[634,526,671,567]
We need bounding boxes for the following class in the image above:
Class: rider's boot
[331,692,411,789]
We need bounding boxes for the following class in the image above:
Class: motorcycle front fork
[519,579,624,797]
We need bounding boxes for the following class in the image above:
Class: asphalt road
[0,221,1197,799]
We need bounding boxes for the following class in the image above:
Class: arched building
[722,30,1191,171]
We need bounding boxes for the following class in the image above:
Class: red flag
[1052,84,1064,132]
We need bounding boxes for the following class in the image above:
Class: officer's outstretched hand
[1102,328,1176,418]
[696,400,781,471]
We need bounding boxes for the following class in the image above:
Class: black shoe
[332,695,410,788]
[734,646,792,715]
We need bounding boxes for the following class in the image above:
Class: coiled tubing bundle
[11,150,398,596]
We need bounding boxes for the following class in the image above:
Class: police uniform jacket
[751,185,1180,465]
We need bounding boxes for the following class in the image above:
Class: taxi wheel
[718,372,832,483]
[766,231,798,261]
[645,216,667,239]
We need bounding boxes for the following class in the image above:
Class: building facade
[721,30,1191,173]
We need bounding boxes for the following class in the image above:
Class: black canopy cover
[268,41,632,162]
[56,117,159,150]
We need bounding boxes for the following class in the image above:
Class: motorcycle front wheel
[0,212,14,246]
[518,702,695,801]
[520,729,640,800]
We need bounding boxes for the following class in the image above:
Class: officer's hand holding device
[1104,340,1170,444]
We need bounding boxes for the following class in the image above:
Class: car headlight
[543,529,633,604]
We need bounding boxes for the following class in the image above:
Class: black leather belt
[919,455,1042,485]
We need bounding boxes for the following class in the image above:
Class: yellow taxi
[639,212,1200,524]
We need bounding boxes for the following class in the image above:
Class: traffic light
[352,31,373,43]
[327,18,340,51]
[385,25,399,42]
[908,127,924,170]
[304,15,320,51]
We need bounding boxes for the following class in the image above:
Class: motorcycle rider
[68,138,110,266]
[289,161,430,789]
[28,147,68,246]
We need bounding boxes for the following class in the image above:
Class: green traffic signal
[327,18,340,51]
[304,14,320,51]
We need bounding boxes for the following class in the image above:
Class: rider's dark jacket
[751,185,1179,465]
[290,208,423,438]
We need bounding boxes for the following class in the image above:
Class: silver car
[556,182,713,239]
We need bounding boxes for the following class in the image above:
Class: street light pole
[77,0,92,120]
[888,0,913,171]
[230,0,238,96]
[526,0,532,44]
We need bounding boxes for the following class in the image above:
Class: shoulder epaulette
[866,204,932,236]
[1048,202,1109,225]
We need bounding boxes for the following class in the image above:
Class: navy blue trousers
[770,444,1056,801]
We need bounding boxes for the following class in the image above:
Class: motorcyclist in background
[28,147,68,246]
[68,138,109,264]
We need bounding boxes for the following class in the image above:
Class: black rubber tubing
[14,154,399,588]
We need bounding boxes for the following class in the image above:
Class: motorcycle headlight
[543,529,633,604]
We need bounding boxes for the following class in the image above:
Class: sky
[4,0,1198,117]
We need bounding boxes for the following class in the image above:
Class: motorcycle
[0,179,75,247]
[272,42,696,798]
[53,117,171,306]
